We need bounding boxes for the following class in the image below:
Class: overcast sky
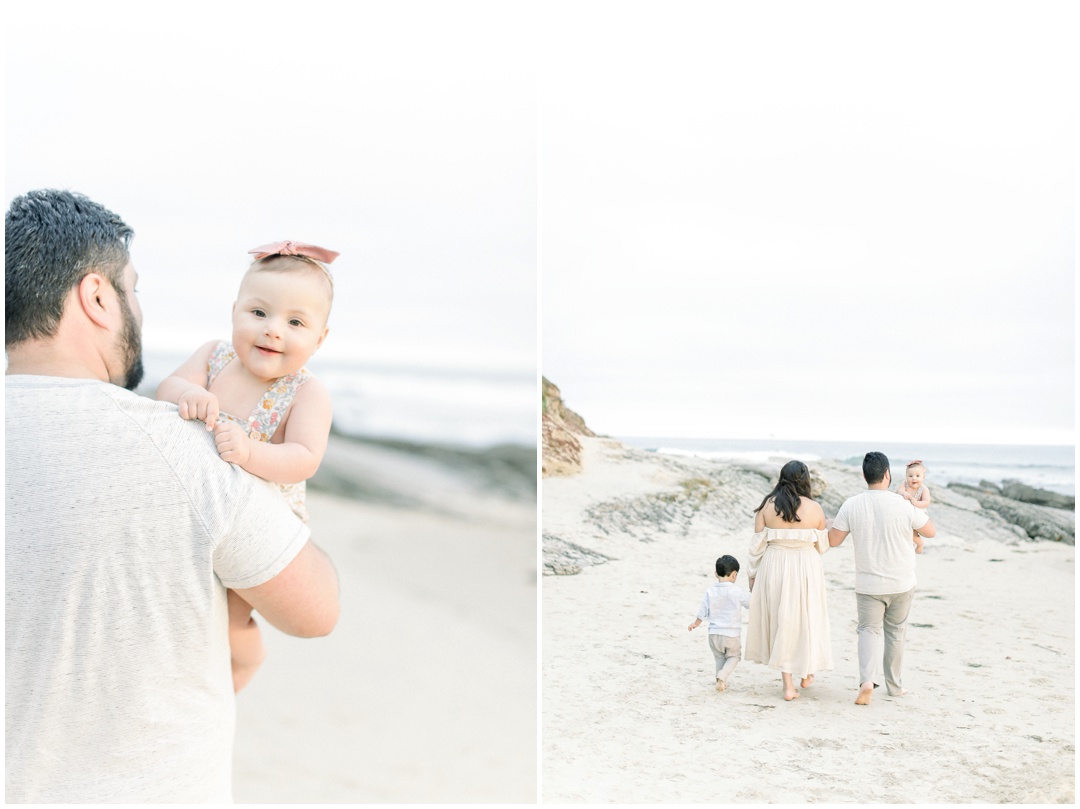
[541,2,1075,446]
[7,3,1076,447]
[6,1,536,376]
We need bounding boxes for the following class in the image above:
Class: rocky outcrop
[1000,480,1074,511]
[541,378,595,477]
[543,534,611,576]
[947,483,1074,544]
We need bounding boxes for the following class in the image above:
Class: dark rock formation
[542,534,611,575]
[999,480,1074,511]
[947,483,1074,544]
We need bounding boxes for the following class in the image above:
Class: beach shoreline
[542,436,1074,803]
[233,435,537,803]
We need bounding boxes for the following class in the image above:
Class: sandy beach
[542,436,1074,803]
[231,435,537,803]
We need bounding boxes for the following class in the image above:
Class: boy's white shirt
[697,580,751,636]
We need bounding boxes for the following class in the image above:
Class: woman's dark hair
[754,460,813,523]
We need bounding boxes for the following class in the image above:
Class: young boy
[688,555,751,692]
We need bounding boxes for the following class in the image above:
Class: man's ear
[76,273,114,328]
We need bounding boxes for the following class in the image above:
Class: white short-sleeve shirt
[5,377,310,803]
[832,489,929,595]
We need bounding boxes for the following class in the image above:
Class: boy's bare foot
[855,682,874,705]
[800,674,814,688]
[715,678,726,693]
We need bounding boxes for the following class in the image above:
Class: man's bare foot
[886,688,908,698]
[855,682,874,705]
[715,678,726,693]
[800,674,814,688]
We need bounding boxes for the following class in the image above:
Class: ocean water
[140,351,536,449]
[618,436,1075,496]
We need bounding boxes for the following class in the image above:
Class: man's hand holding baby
[178,388,220,431]
[214,421,252,466]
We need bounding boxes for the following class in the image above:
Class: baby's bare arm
[911,489,932,508]
[156,341,222,428]
[155,340,219,403]
[233,377,333,484]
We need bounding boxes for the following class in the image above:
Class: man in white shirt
[828,451,936,706]
[5,189,340,802]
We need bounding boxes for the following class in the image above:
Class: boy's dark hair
[715,555,740,577]
[5,189,133,347]
[863,451,891,485]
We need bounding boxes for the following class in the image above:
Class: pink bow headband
[248,240,340,265]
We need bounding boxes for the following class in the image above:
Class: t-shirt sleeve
[910,503,930,531]
[124,396,311,589]
[210,469,310,589]
[738,587,751,608]
[832,500,850,533]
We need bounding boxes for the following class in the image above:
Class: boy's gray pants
[708,633,741,682]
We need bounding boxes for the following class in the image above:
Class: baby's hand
[178,388,220,431]
[214,421,252,466]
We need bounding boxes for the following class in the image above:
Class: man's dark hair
[863,451,891,485]
[5,189,133,347]
[715,555,740,578]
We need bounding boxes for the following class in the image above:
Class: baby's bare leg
[228,588,266,693]
[913,531,924,554]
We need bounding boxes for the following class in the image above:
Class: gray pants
[856,588,915,695]
[708,634,741,682]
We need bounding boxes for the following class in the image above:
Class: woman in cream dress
[744,460,833,700]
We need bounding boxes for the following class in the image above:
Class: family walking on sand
[689,452,936,704]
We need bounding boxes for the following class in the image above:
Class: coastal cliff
[541,377,594,477]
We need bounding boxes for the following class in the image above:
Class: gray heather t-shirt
[5,376,310,803]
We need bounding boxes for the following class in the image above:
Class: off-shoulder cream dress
[744,528,834,678]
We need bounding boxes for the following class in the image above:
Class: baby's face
[906,466,925,488]
[231,268,331,381]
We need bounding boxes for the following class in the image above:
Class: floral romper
[207,340,311,523]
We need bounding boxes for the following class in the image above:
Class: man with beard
[4,189,340,803]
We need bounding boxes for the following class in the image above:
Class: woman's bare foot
[855,682,874,705]
[800,674,815,689]
[782,672,799,700]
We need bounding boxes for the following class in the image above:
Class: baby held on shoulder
[156,240,339,692]
[897,460,931,554]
